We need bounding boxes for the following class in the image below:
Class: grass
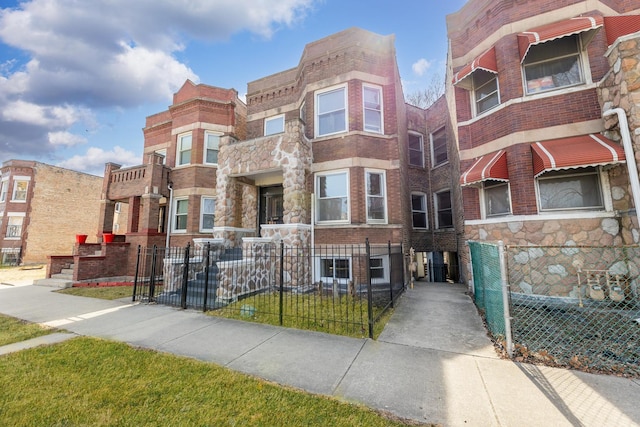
[209,292,394,339]
[57,285,140,300]
[0,336,424,426]
[0,314,53,346]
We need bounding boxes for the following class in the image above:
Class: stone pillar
[140,193,161,234]
[128,196,140,233]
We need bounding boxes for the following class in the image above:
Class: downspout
[165,181,173,249]
[602,108,640,216]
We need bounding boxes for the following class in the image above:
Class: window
[473,70,500,114]
[319,257,351,283]
[523,35,583,95]
[365,170,387,223]
[204,132,220,165]
[6,215,23,238]
[370,256,390,283]
[483,181,511,217]
[200,197,215,232]
[363,84,383,133]
[0,180,7,202]
[300,101,306,123]
[408,133,424,167]
[173,198,188,232]
[431,127,448,167]
[435,191,453,229]
[11,180,29,202]
[411,193,428,229]
[1,248,20,266]
[177,133,192,166]
[316,85,347,137]
[536,167,603,211]
[316,171,349,223]
[114,202,121,213]
[264,115,284,136]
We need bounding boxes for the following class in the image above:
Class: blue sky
[0,0,466,176]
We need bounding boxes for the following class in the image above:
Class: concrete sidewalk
[0,282,639,426]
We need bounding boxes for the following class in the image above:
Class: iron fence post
[498,241,514,357]
[388,240,393,307]
[279,241,284,326]
[132,245,141,302]
[149,245,158,301]
[203,243,211,312]
[181,243,191,309]
[366,238,374,338]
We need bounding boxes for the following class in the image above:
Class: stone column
[140,193,162,234]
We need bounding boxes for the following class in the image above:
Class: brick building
[97,27,463,283]
[446,0,640,288]
[0,160,103,265]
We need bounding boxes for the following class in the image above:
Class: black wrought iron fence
[133,239,406,338]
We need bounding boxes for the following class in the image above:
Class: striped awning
[604,15,640,46]
[531,134,625,177]
[460,150,508,186]
[518,15,604,62]
[453,47,498,89]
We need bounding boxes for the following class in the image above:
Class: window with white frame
[431,127,448,167]
[173,198,188,232]
[411,193,428,229]
[6,215,23,238]
[536,167,603,211]
[115,202,121,213]
[11,179,29,202]
[1,248,20,265]
[176,133,192,166]
[318,257,351,283]
[370,255,390,283]
[204,132,220,165]
[200,197,215,232]
[408,132,424,167]
[316,171,349,223]
[365,170,387,223]
[523,35,584,95]
[264,115,284,136]
[434,190,453,229]
[363,84,383,133]
[483,181,511,217]
[315,85,347,137]
[0,179,7,202]
[473,70,500,114]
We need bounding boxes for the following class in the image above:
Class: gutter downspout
[603,108,640,216]
[165,181,173,249]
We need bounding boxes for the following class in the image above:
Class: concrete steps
[34,263,75,288]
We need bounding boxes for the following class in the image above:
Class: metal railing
[133,240,407,338]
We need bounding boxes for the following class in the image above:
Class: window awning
[452,47,498,89]
[531,134,625,177]
[518,15,604,62]
[460,150,508,186]
[604,15,640,46]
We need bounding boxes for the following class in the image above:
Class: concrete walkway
[0,281,639,426]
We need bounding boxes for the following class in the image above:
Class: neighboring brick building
[0,160,103,265]
[98,27,464,283]
[446,0,640,288]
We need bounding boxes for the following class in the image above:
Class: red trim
[460,150,508,186]
[518,15,604,62]
[531,134,625,177]
[604,15,640,46]
[453,47,498,86]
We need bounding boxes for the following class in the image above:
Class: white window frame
[431,127,448,168]
[472,71,500,116]
[535,167,609,213]
[363,83,383,134]
[365,169,387,224]
[522,34,586,96]
[315,84,348,138]
[172,197,188,233]
[264,114,285,136]
[370,255,390,284]
[204,131,221,165]
[0,178,8,202]
[315,169,350,224]
[316,256,352,284]
[434,190,453,229]
[481,181,512,218]
[11,177,30,202]
[408,132,424,167]
[411,192,428,230]
[5,213,25,239]
[200,196,216,232]
[114,202,121,213]
[176,132,192,166]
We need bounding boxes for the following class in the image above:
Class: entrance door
[259,185,284,226]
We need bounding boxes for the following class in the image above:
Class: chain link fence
[469,241,640,377]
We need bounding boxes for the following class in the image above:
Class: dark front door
[259,185,284,226]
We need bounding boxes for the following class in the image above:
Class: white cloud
[48,131,87,147]
[57,146,139,176]
[412,58,432,76]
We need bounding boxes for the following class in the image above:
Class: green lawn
[57,285,139,300]
[0,314,53,346]
[0,336,425,426]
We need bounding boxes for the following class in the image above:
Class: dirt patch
[0,265,47,285]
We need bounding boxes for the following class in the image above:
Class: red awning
[518,15,604,62]
[453,47,498,89]
[604,15,640,46]
[460,150,509,186]
[531,134,625,177]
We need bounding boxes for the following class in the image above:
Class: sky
[0,0,467,176]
